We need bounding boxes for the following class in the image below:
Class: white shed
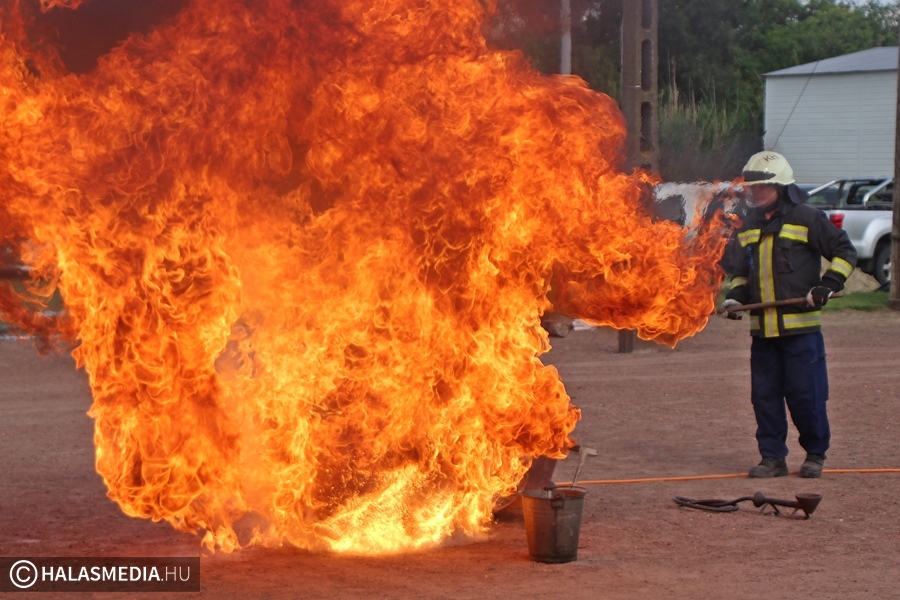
[763,46,898,183]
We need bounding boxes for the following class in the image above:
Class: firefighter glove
[718,298,743,320]
[807,286,833,307]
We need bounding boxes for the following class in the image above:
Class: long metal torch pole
[719,294,843,314]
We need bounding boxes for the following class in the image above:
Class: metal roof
[764,46,898,77]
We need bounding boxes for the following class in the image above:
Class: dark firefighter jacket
[725,196,856,338]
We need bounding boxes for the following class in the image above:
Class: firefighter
[719,151,856,478]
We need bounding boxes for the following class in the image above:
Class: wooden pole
[619,0,659,350]
[890,22,900,310]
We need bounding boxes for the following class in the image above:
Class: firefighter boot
[799,454,826,479]
[748,457,788,478]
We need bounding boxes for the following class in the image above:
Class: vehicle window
[846,185,868,205]
[839,188,850,203]
[806,187,837,207]
[849,184,893,207]
[868,185,893,208]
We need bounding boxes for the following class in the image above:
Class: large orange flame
[0,0,728,553]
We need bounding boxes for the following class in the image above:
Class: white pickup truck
[807,178,893,287]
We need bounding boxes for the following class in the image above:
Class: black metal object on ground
[673,491,823,519]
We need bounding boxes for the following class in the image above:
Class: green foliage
[658,0,750,107]
[513,34,561,74]
[486,0,900,181]
[658,94,761,181]
[824,290,891,312]
[571,42,620,97]
[661,0,900,124]
[486,0,622,91]
[740,1,900,92]
[489,0,900,111]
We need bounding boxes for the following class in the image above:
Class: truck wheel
[873,243,891,287]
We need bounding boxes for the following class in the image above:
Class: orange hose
[558,468,900,486]
[818,468,900,474]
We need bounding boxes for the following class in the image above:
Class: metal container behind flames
[521,486,587,563]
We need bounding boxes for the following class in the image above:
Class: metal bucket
[521,486,587,563]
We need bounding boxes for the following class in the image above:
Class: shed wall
[764,71,896,183]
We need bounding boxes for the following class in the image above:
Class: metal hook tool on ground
[673,491,824,519]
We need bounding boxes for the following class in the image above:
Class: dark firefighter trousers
[750,331,830,459]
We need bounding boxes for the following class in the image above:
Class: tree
[659,0,900,120]
[487,0,618,83]
[486,0,900,179]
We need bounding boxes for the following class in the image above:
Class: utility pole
[560,0,572,75]
[619,0,659,350]
[621,0,659,172]
[891,22,900,310]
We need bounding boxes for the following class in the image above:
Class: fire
[0,0,728,553]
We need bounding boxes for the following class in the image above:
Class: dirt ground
[2,304,900,599]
